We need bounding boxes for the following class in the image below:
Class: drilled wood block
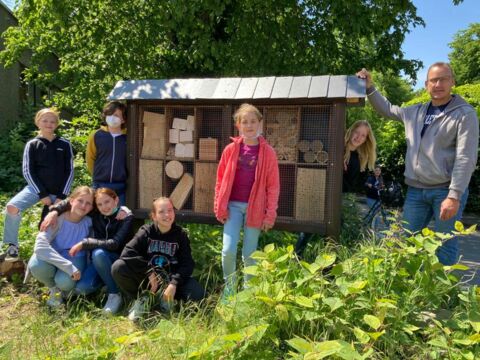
[186,115,195,131]
[172,117,188,130]
[139,159,163,209]
[194,162,218,213]
[170,173,194,210]
[295,168,326,221]
[179,130,193,143]
[169,129,180,144]
[141,111,167,159]
[198,138,218,161]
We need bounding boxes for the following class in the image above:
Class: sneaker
[103,293,122,314]
[46,287,64,307]
[127,296,150,321]
[220,285,236,304]
[4,244,19,262]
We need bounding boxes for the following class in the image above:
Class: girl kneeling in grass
[27,186,94,307]
[112,197,205,321]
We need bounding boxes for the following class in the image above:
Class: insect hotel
[108,76,365,238]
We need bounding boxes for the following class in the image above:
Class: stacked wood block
[194,162,217,213]
[295,168,326,221]
[169,116,195,158]
[165,160,184,180]
[141,111,167,159]
[265,109,297,162]
[297,140,328,164]
[170,173,194,210]
[198,138,218,161]
[139,159,163,209]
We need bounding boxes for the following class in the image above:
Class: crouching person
[26,186,94,307]
[111,197,205,321]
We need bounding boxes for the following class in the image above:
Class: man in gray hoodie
[357,63,478,265]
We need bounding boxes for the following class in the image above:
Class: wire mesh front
[132,102,340,234]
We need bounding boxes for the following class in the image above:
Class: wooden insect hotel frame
[108,76,366,239]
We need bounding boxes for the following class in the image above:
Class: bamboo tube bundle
[265,109,297,162]
[311,140,324,152]
[297,140,310,152]
[303,150,315,163]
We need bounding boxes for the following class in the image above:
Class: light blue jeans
[403,186,468,265]
[75,248,120,295]
[222,201,261,287]
[3,185,56,246]
[28,253,86,292]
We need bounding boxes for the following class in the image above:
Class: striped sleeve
[22,139,48,197]
[60,138,75,198]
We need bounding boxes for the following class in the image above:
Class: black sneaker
[5,244,19,262]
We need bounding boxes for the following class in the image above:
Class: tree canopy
[449,22,480,85]
[1,0,425,115]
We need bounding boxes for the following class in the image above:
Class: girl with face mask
[86,101,128,205]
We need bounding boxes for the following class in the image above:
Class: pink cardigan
[214,136,280,228]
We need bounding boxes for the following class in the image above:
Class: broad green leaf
[330,264,344,276]
[422,227,434,237]
[287,337,314,354]
[315,253,336,269]
[274,253,290,263]
[470,321,480,332]
[403,325,420,335]
[294,296,315,308]
[423,238,440,254]
[256,296,276,306]
[367,331,385,340]
[363,314,381,330]
[453,338,473,345]
[243,265,258,275]
[264,243,275,253]
[353,327,370,344]
[428,337,449,349]
[444,264,470,271]
[250,250,266,260]
[468,333,480,343]
[323,297,344,312]
[347,280,368,294]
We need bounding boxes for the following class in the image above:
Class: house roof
[108,75,366,101]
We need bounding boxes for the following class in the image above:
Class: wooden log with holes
[139,159,163,209]
[198,138,218,161]
[170,173,194,210]
[141,111,167,159]
[311,140,324,152]
[194,162,217,213]
[165,160,184,180]
[296,168,326,221]
[303,150,315,163]
[297,140,310,152]
[316,150,329,164]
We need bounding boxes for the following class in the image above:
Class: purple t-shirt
[229,143,259,202]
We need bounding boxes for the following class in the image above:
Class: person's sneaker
[127,296,150,321]
[4,244,19,262]
[46,287,64,307]
[103,293,122,314]
[220,285,236,304]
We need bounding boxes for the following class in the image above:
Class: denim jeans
[93,181,126,206]
[28,253,86,292]
[222,201,261,287]
[3,186,56,246]
[75,248,120,295]
[403,186,469,265]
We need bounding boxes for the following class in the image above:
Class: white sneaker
[46,287,63,307]
[127,296,150,321]
[103,293,122,314]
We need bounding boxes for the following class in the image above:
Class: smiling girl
[27,186,94,307]
[343,120,376,193]
[214,103,280,300]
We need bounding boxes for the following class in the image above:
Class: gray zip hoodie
[367,88,478,200]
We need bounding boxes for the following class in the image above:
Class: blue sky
[402,0,479,88]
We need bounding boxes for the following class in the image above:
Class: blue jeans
[93,181,126,206]
[222,201,261,287]
[28,253,86,292]
[3,186,56,246]
[75,248,120,295]
[403,186,468,265]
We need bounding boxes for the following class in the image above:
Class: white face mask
[106,115,122,128]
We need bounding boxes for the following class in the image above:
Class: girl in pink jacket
[214,103,280,300]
